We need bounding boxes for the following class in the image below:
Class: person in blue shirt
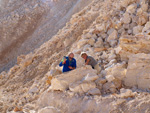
[59,53,77,72]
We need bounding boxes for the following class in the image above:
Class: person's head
[68,52,74,59]
[81,52,87,60]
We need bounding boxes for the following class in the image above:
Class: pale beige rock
[94,48,107,52]
[77,39,88,49]
[38,107,61,113]
[133,25,143,35]
[106,75,115,82]
[87,88,101,95]
[141,3,148,12]
[113,99,126,105]
[105,62,127,80]
[142,21,150,35]
[107,30,118,43]
[103,82,116,93]
[138,12,148,25]
[120,0,136,8]
[29,86,39,94]
[124,53,150,89]
[81,82,96,93]
[83,73,99,82]
[126,4,137,14]
[119,35,150,54]
[95,78,107,85]
[50,66,97,91]
[122,13,131,24]
[120,88,134,98]
[69,81,83,94]
[94,38,103,48]
[88,38,95,46]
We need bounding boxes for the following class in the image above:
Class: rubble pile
[0,0,150,112]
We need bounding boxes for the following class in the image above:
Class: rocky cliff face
[1,0,150,113]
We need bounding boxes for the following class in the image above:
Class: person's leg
[94,64,101,74]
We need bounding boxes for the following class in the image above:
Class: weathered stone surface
[142,21,150,35]
[107,30,118,43]
[106,75,115,82]
[50,66,97,91]
[122,13,131,24]
[69,81,83,94]
[133,25,143,35]
[119,35,150,55]
[94,38,103,48]
[126,4,137,14]
[81,82,96,93]
[83,73,99,82]
[87,88,101,95]
[38,107,61,113]
[124,53,150,89]
[105,62,127,80]
[120,88,134,98]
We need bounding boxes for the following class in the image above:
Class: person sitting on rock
[81,52,101,74]
[59,52,76,72]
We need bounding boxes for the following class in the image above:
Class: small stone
[122,13,131,24]
[106,75,115,82]
[107,30,118,43]
[88,38,95,46]
[133,25,143,35]
[87,88,101,95]
[126,4,137,14]
[120,88,134,98]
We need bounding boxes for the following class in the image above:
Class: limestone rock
[141,3,148,12]
[94,38,103,48]
[77,39,88,49]
[88,38,95,46]
[105,62,127,80]
[120,88,134,98]
[107,30,118,43]
[69,81,83,94]
[29,86,39,94]
[124,53,150,89]
[81,82,96,93]
[122,13,131,24]
[142,21,150,35]
[120,0,136,8]
[138,12,148,25]
[94,48,107,52]
[38,107,61,113]
[126,4,137,14]
[103,82,116,93]
[119,35,150,54]
[133,25,143,35]
[83,73,99,82]
[106,75,115,82]
[50,67,97,91]
[87,88,101,95]
[95,78,107,85]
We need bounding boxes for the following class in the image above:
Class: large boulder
[50,66,97,91]
[124,53,150,89]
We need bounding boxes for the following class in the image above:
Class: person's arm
[59,60,66,67]
[85,58,90,65]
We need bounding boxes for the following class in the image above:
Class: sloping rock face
[1,0,150,112]
[0,0,92,73]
